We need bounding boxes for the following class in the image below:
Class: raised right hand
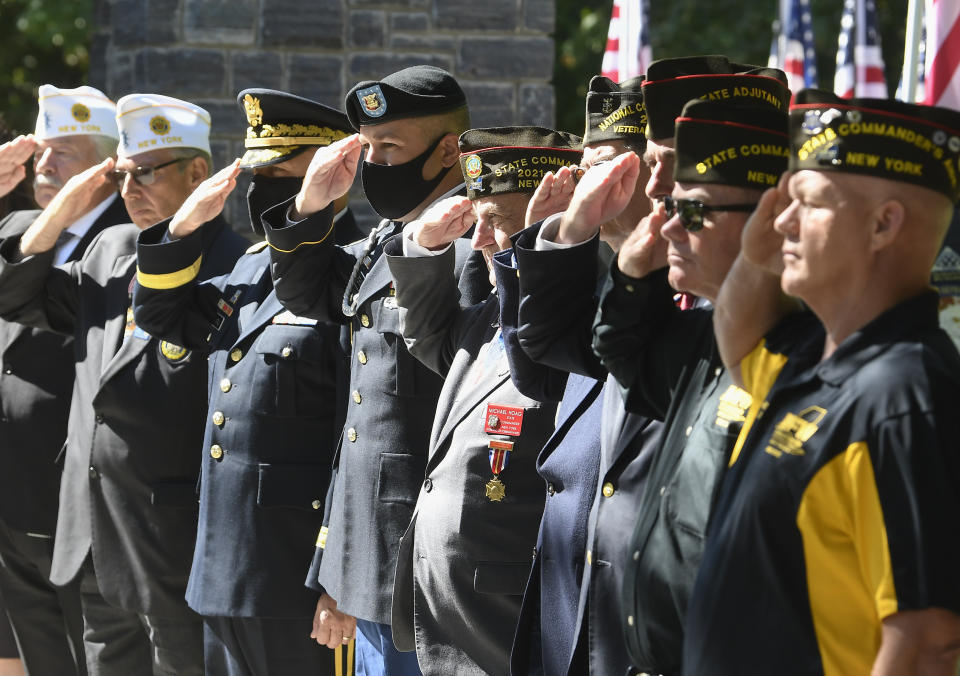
[411,195,475,251]
[168,159,241,239]
[556,152,640,245]
[617,200,669,278]
[0,135,38,199]
[525,165,577,229]
[293,134,363,219]
[742,173,792,275]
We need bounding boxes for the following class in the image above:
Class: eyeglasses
[661,196,757,232]
[109,157,191,188]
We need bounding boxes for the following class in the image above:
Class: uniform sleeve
[263,198,356,324]
[132,220,231,350]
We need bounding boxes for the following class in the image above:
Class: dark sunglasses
[109,157,190,188]
[661,196,758,232]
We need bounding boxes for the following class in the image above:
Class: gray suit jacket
[385,239,557,676]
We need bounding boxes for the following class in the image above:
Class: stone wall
[88,0,556,229]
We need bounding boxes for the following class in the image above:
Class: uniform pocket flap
[377,453,426,505]
[253,326,326,362]
[150,480,198,508]
[257,463,329,511]
[473,561,531,596]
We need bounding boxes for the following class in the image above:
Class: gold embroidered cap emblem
[160,341,188,361]
[243,94,263,128]
[149,116,170,135]
[464,154,483,179]
[71,103,91,122]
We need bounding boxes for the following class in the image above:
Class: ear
[870,199,905,252]
[438,133,461,168]
[186,156,209,188]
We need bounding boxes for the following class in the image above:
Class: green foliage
[0,0,94,135]
[554,0,911,135]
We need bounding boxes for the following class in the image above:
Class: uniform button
[547,483,556,496]
[3,367,11,375]
[627,615,635,627]
[352,390,362,404]
[220,378,232,393]
[624,283,635,293]
[357,350,367,365]
[210,444,223,460]
[423,478,433,492]
[88,466,98,479]
[660,485,666,496]
[685,426,693,437]
[212,411,225,426]
[347,428,357,442]
[230,348,243,362]
[360,314,371,328]
[281,345,293,358]
[633,550,640,561]
[311,500,321,510]
[95,414,104,424]
[715,367,723,377]
[602,482,615,498]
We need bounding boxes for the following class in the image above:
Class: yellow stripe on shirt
[729,339,789,466]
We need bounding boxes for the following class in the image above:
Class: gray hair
[90,134,119,161]
[168,147,212,177]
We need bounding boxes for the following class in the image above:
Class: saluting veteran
[692,91,960,675]
[384,127,580,675]
[133,88,353,676]
[0,93,246,676]
[0,84,128,676]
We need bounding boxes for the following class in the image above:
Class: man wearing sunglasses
[0,84,129,676]
[0,93,246,676]
[581,99,789,675]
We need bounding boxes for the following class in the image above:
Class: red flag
[925,0,960,110]
[601,0,652,82]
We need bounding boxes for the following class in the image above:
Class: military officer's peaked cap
[458,126,582,200]
[674,99,789,190]
[238,88,351,169]
[584,76,646,147]
[789,89,960,204]
[642,55,790,141]
[345,65,467,130]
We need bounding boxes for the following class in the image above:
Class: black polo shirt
[683,292,960,675]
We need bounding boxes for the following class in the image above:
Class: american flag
[924,0,960,110]
[896,23,925,102]
[834,0,888,98]
[770,0,819,94]
[601,0,652,82]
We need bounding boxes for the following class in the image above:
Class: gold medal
[485,477,506,502]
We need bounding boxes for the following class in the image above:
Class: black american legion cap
[789,89,960,204]
[458,127,582,201]
[584,75,647,148]
[345,65,467,131]
[642,55,790,141]
[238,88,351,169]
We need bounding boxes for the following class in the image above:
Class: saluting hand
[411,195,475,251]
[617,200,669,278]
[310,593,357,650]
[741,172,792,276]
[524,165,577,229]
[293,134,363,220]
[168,159,242,240]
[0,134,38,199]
[556,152,640,245]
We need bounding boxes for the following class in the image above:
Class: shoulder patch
[246,240,269,255]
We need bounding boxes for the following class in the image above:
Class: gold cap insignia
[71,103,91,122]
[149,116,170,136]
[160,341,188,361]
[244,94,263,128]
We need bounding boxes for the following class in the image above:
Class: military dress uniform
[0,196,128,676]
[384,238,558,676]
[0,215,246,675]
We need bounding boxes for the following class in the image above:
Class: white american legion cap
[115,94,211,159]
[35,84,120,142]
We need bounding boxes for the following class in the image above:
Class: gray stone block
[435,0,517,31]
[349,0,429,6]
[145,0,180,43]
[348,53,453,80]
[197,100,247,138]
[107,51,137,99]
[461,82,516,128]
[87,35,109,92]
[458,37,553,79]
[523,0,555,33]
[110,0,146,46]
[261,0,344,48]
[135,49,227,97]
[389,12,430,32]
[232,51,284,92]
[348,11,386,49]
[390,34,457,51]
[287,55,344,107]
[185,0,256,45]
[519,83,555,127]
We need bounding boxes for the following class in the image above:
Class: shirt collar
[65,192,118,239]
[815,291,941,385]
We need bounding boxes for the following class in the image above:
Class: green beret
[675,99,789,189]
[584,76,646,147]
[642,55,790,141]
[790,89,960,203]
[458,126,583,200]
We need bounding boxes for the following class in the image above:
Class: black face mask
[360,136,453,220]
[246,174,303,235]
